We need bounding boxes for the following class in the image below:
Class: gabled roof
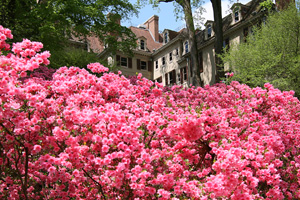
[130,26,163,53]
[161,29,181,41]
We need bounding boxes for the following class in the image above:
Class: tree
[49,47,103,69]
[222,4,300,97]
[211,0,224,83]
[0,0,138,59]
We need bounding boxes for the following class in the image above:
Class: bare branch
[82,168,107,200]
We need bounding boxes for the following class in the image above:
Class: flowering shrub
[1,26,300,200]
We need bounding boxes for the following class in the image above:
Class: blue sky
[122,0,253,31]
[122,1,184,31]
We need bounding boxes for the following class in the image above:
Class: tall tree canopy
[0,0,138,56]
[222,4,300,97]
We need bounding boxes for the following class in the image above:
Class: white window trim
[177,73,181,84]
[234,9,239,22]
[207,25,212,38]
[184,41,189,54]
[139,38,147,51]
[164,32,168,44]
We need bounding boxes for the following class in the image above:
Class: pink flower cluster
[226,72,234,77]
[1,26,300,200]
[87,62,109,73]
[0,25,13,51]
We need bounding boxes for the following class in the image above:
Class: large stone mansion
[83,0,287,87]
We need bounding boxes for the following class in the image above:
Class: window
[156,76,162,83]
[177,73,181,83]
[183,67,187,80]
[207,25,212,38]
[169,52,172,61]
[155,60,158,69]
[164,32,168,43]
[121,57,127,67]
[176,48,179,56]
[140,40,145,50]
[184,41,189,54]
[162,57,166,65]
[234,9,239,22]
[169,71,173,84]
[223,38,230,51]
[165,70,176,85]
[141,61,147,70]
[179,67,188,84]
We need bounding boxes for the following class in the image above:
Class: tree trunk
[211,0,224,83]
[159,0,203,87]
[180,0,202,87]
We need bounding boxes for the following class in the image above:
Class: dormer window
[207,25,212,38]
[184,41,189,54]
[234,8,239,22]
[139,38,147,51]
[231,3,246,24]
[164,32,168,43]
[140,40,145,50]
[205,21,214,39]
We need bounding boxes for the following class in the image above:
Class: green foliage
[0,0,138,57]
[222,4,300,97]
[260,0,274,11]
[49,47,101,69]
[49,47,119,73]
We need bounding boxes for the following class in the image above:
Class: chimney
[143,15,159,42]
[107,13,121,25]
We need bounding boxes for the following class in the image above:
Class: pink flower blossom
[87,62,108,73]
[1,26,300,200]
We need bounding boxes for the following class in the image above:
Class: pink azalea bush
[1,26,300,200]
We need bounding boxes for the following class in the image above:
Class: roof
[161,29,181,41]
[130,26,163,53]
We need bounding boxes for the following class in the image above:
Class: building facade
[98,0,273,86]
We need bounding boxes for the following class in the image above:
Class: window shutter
[180,68,183,84]
[165,73,168,85]
[137,59,141,70]
[116,55,120,66]
[128,58,132,68]
[172,70,176,84]
[148,61,153,72]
